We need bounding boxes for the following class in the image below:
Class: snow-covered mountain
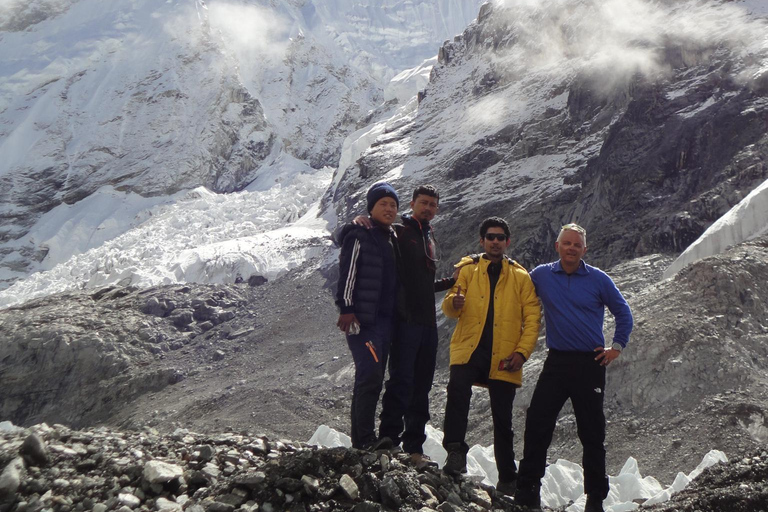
[0,0,484,291]
[331,0,768,272]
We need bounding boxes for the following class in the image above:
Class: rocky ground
[2,422,767,512]
[0,422,525,512]
[2,236,768,505]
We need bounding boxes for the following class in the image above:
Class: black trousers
[379,322,438,454]
[442,357,518,482]
[517,349,609,499]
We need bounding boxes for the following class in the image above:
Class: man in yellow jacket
[441,217,541,496]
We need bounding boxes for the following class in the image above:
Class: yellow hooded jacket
[441,254,541,387]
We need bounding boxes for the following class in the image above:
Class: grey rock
[118,493,141,508]
[379,475,402,509]
[248,275,267,287]
[192,444,216,463]
[301,474,320,494]
[201,462,221,482]
[233,471,266,488]
[339,473,359,500]
[207,502,235,512]
[155,497,182,511]
[142,297,165,317]
[215,492,246,507]
[20,433,48,466]
[468,487,492,509]
[143,460,183,484]
[437,503,459,512]
[352,502,381,512]
[0,457,23,500]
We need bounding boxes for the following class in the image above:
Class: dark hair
[412,185,439,202]
[479,217,510,238]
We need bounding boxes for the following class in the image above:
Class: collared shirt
[530,260,633,352]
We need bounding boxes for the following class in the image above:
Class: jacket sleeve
[434,276,456,293]
[602,275,634,347]
[335,232,362,314]
[441,263,471,319]
[514,270,542,360]
[331,222,356,248]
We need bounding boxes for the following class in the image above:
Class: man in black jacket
[383,185,457,467]
[373,186,457,466]
[338,185,455,462]
[335,182,401,451]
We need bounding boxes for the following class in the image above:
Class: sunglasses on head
[484,233,508,241]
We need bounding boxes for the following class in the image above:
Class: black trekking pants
[443,359,518,482]
[517,349,609,499]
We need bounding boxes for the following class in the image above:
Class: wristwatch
[611,342,623,351]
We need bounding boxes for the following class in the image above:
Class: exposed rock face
[334,1,768,271]
[0,268,350,443]
[0,284,249,428]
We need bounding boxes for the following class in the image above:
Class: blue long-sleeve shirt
[530,260,633,351]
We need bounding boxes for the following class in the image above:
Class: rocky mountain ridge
[330,0,768,271]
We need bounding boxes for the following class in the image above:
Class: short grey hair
[557,223,587,246]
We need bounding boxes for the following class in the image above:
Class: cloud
[205,1,290,57]
[164,1,289,62]
[489,0,768,82]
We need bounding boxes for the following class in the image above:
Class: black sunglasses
[484,233,508,241]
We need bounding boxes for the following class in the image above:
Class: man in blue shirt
[515,223,633,512]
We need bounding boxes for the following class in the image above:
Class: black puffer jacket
[335,223,399,326]
[395,214,454,326]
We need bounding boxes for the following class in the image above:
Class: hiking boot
[584,495,604,512]
[443,446,467,475]
[368,436,394,451]
[513,484,541,511]
[410,453,438,470]
[495,479,517,496]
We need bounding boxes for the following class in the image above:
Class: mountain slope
[331,0,768,271]
[0,0,484,286]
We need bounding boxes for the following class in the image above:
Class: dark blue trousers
[517,349,609,499]
[346,318,392,449]
[379,323,438,454]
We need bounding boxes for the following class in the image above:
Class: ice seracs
[664,176,768,279]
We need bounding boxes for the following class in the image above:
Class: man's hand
[337,313,360,334]
[594,347,620,366]
[452,285,465,310]
[352,215,373,228]
[501,352,526,372]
